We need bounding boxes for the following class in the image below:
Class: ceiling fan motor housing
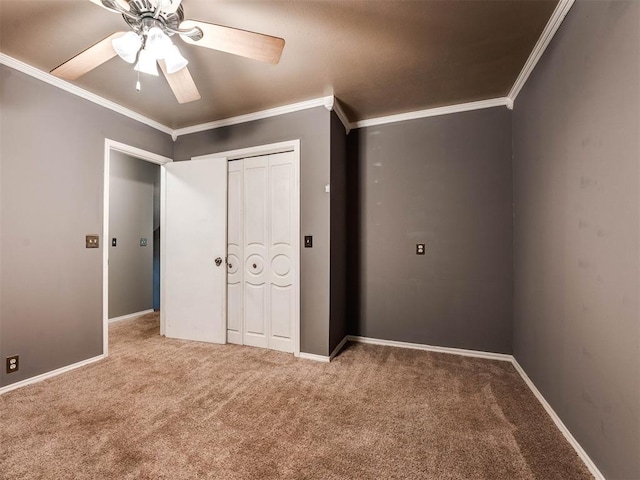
[124,0,184,36]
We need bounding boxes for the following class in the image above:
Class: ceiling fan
[50,0,285,104]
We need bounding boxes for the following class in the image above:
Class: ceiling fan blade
[50,32,126,80]
[158,61,201,104]
[162,0,182,14]
[180,20,285,64]
[88,0,130,11]
[150,0,181,14]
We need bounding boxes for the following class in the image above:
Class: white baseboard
[346,334,604,478]
[347,335,512,362]
[330,336,349,360]
[108,309,154,323]
[299,335,349,363]
[0,328,605,479]
[298,352,331,363]
[0,354,105,396]
[511,359,605,480]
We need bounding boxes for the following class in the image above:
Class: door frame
[102,139,172,356]
[192,140,301,357]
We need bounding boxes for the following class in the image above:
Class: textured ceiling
[0,0,558,129]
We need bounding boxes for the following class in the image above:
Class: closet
[227,151,298,353]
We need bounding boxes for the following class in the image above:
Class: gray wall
[347,107,513,354]
[174,107,332,356]
[329,111,348,354]
[0,65,173,387]
[512,1,640,478]
[108,152,158,319]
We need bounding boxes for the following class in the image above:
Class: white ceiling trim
[0,53,347,139]
[0,53,173,136]
[508,0,575,101]
[331,98,352,135]
[174,95,352,139]
[1,0,575,140]
[173,96,337,139]
[352,97,512,129]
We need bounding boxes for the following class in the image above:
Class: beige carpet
[1,313,592,479]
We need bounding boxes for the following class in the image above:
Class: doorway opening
[102,139,172,356]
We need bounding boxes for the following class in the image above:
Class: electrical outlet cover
[6,355,19,374]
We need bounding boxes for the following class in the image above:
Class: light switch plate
[86,235,99,248]
[304,236,313,248]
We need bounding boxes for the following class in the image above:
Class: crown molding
[508,0,575,102]
[0,53,173,136]
[0,54,345,140]
[173,96,336,138]
[352,97,511,129]
[332,98,352,134]
[3,0,574,142]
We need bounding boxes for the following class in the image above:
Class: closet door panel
[270,162,292,245]
[245,283,266,336]
[243,157,269,348]
[268,152,295,352]
[270,284,292,339]
[227,161,243,344]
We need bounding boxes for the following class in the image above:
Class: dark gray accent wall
[347,108,513,354]
[329,111,348,354]
[174,107,332,356]
[0,65,172,387]
[108,152,158,319]
[512,2,640,478]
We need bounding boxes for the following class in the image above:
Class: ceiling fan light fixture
[112,31,142,64]
[146,26,172,60]
[134,48,159,76]
[164,45,188,74]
